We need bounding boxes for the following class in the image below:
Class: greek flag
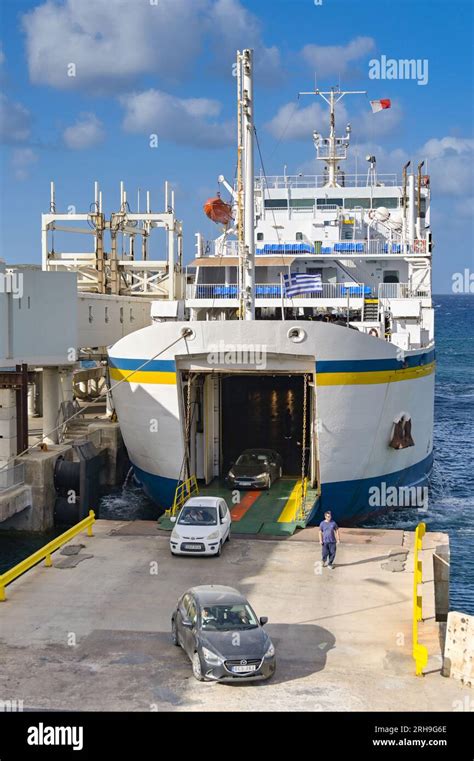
[283,273,323,296]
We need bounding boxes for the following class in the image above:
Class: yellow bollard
[87,509,95,537]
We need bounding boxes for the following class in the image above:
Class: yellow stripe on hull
[109,368,177,385]
[316,361,435,387]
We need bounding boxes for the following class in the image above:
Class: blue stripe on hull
[132,453,434,525]
[316,349,435,374]
[133,465,178,510]
[308,452,434,526]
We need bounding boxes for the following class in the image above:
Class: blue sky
[0,0,473,291]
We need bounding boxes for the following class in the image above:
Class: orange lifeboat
[203,194,234,225]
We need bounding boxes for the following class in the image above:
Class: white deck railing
[207,239,415,258]
[186,283,368,300]
[246,173,399,189]
[378,283,431,299]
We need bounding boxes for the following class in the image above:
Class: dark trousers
[322,542,337,565]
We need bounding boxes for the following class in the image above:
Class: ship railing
[167,475,199,518]
[379,283,431,300]
[208,240,415,258]
[0,463,25,493]
[248,173,399,189]
[186,282,369,300]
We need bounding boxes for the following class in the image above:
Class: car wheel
[171,620,180,647]
[226,530,231,543]
[216,541,222,557]
[192,652,204,681]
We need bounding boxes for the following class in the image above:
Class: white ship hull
[109,320,434,524]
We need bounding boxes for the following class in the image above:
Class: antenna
[299,86,367,187]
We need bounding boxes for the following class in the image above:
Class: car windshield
[236,453,269,466]
[178,506,217,526]
[200,604,259,631]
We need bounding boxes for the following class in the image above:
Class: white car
[169,497,232,557]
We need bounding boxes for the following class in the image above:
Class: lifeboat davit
[203,194,234,225]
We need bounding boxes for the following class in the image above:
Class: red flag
[370,99,391,113]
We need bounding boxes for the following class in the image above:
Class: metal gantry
[42,180,184,299]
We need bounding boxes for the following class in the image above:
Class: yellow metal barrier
[412,521,428,676]
[167,475,199,517]
[0,510,96,602]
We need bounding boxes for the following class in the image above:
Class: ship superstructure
[108,50,435,526]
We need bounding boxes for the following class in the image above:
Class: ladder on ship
[363,298,379,322]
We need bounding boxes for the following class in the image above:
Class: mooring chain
[184,373,194,480]
[299,374,309,520]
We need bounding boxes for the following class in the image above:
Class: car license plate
[232,664,257,673]
[183,543,201,550]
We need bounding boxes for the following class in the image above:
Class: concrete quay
[0,522,469,712]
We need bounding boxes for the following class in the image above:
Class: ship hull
[109,320,435,525]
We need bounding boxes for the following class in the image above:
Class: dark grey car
[227,448,283,490]
[171,585,276,682]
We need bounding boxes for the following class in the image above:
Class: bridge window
[373,197,399,209]
[296,232,303,240]
[316,198,343,208]
[344,197,371,209]
[383,270,399,283]
[289,198,314,208]
[264,199,288,209]
[257,232,264,241]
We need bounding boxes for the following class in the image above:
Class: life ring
[414,239,426,253]
[368,328,379,337]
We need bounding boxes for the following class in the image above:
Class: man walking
[319,511,340,569]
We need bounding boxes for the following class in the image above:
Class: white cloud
[355,100,403,138]
[22,0,280,92]
[418,137,474,197]
[301,36,376,78]
[266,100,348,141]
[22,0,208,92]
[421,136,474,160]
[63,113,105,150]
[11,147,38,180]
[265,94,401,145]
[0,93,32,142]
[207,0,281,83]
[120,89,234,148]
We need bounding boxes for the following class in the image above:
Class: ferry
[108,49,435,526]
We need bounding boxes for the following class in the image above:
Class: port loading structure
[0,180,185,528]
[108,50,435,530]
